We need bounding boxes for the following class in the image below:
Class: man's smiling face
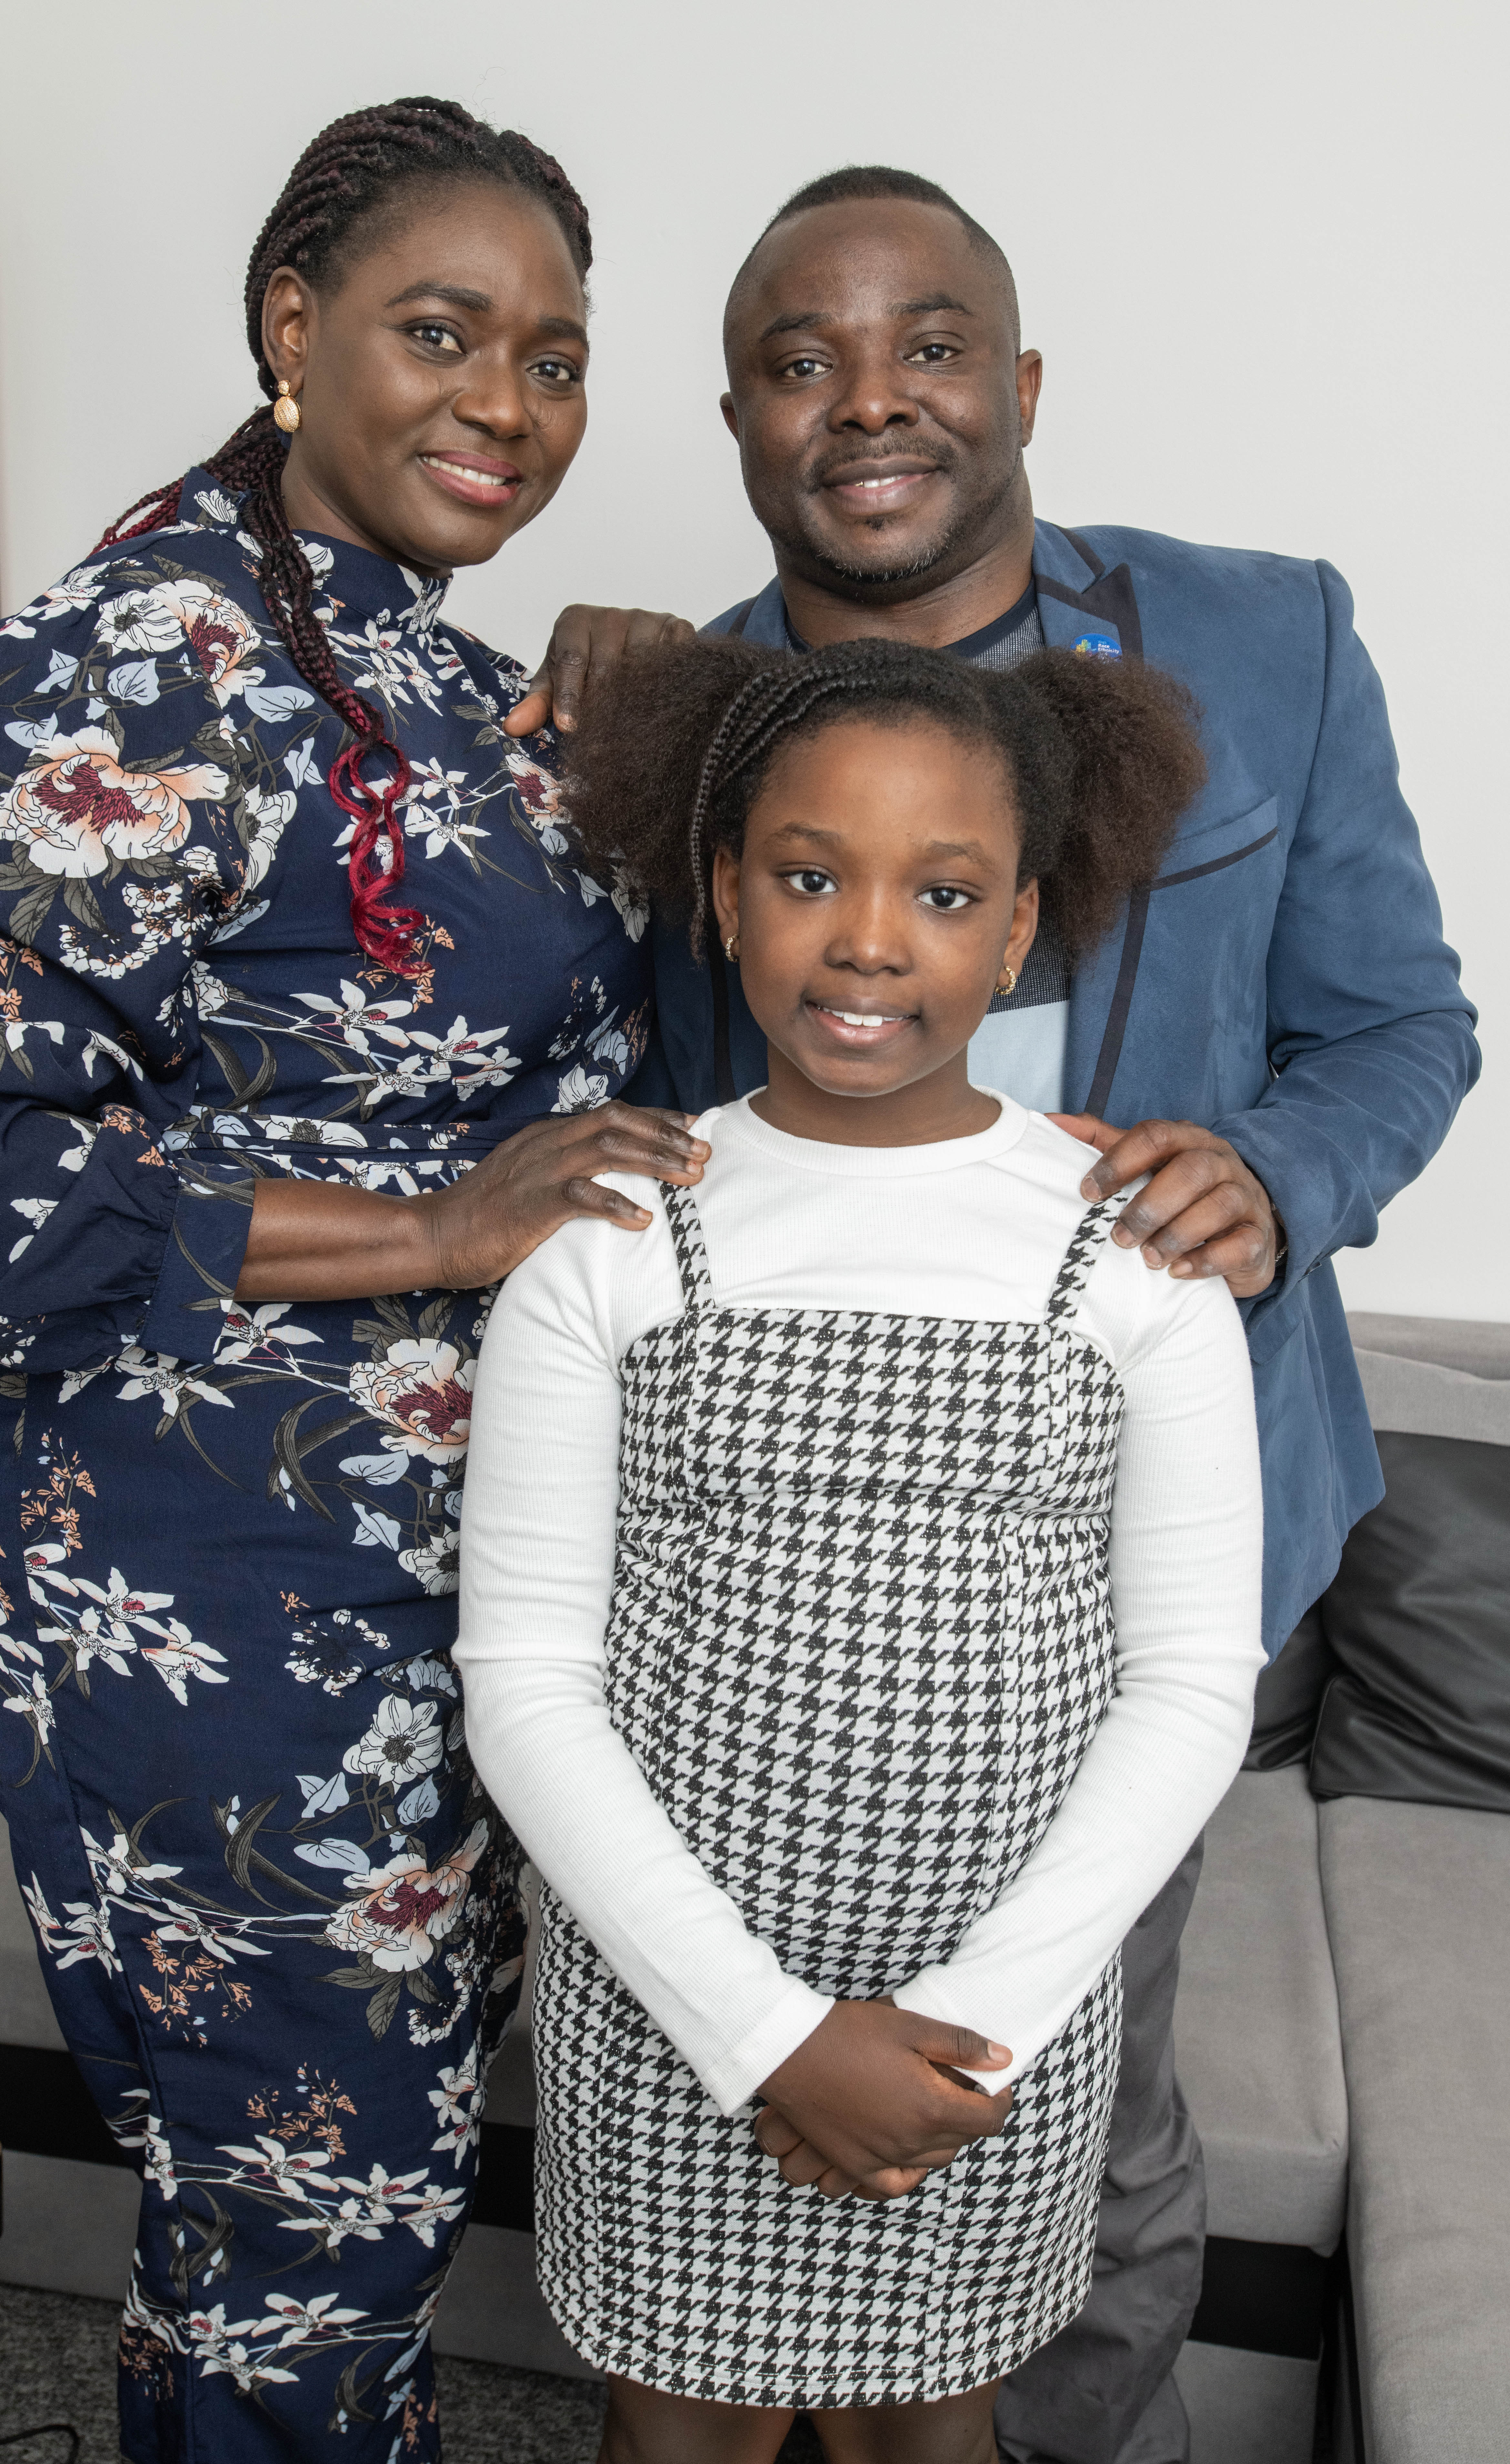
[721,198,1040,606]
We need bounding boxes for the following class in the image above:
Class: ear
[719,392,740,441]
[1015,351,1044,448]
[262,267,317,394]
[710,843,741,945]
[1003,876,1040,977]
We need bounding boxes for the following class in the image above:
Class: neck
[278,453,448,581]
[777,471,1036,652]
[751,1046,998,1148]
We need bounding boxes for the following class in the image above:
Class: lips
[815,455,945,516]
[417,453,525,511]
[806,999,916,1049]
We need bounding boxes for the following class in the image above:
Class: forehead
[727,198,1007,350]
[329,180,584,308]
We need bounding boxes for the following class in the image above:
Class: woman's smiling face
[711,713,1040,1141]
[261,180,589,576]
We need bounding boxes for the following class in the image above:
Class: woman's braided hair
[93,97,591,978]
[567,634,1206,960]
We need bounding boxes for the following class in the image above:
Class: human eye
[409,321,465,356]
[777,353,831,383]
[905,340,962,367]
[781,866,838,897]
[920,884,975,912]
[529,354,584,389]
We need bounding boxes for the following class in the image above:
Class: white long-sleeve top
[456,1095,1263,2118]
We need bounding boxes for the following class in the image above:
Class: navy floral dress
[0,471,650,2462]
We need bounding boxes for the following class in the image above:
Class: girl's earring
[997,961,1018,995]
[273,380,302,435]
[723,931,740,964]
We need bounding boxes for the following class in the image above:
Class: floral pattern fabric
[0,472,652,2462]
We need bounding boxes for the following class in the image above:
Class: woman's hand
[503,605,697,737]
[753,2001,1013,2202]
[234,1105,710,1304]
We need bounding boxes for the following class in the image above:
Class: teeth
[421,457,510,488]
[829,1008,902,1026]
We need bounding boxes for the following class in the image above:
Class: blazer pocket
[1154,796,1280,889]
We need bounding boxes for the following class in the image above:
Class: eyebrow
[767,822,999,865]
[758,293,976,343]
[384,283,588,345]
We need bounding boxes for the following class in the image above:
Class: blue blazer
[635,521,1480,1656]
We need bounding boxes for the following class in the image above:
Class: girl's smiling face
[711,714,1040,1147]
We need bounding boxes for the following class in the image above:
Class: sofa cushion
[1311,1431,1510,1812]
[1243,1607,1339,1772]
[1173,1768,1347,2254]
[1319,1795,1510,2464]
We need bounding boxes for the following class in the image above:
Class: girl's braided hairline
[686,649,900,949]
[92,97,591,980]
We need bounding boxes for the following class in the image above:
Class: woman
[0,97,705,2464]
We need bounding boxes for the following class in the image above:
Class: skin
[520,197,1280,1293]
[600,714,1037,2464]
[234,182,709,1304]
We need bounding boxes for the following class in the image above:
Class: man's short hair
[762,165,1007,270]
[728,164,1019,343]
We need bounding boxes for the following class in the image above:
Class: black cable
[0,2429,82,2461]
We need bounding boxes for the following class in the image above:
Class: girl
[455,638,1264,2464]
[0,97,703,2464]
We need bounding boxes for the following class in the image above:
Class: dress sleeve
[454,1192,833,2116]
[893,1262,1264,2084]
[0,565,256,1371]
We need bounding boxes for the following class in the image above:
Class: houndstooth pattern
[534,1184,1133,2407]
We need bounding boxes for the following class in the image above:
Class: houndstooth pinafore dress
[531,1180,1133,2409]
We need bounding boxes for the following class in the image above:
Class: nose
[827,343,921,437]
[825,887,913,975]
[450,352,532,443]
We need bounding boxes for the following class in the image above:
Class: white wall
[1,0,1504,1317]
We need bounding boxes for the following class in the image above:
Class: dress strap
[662,1182,717,1313]
[1044,1190,1136,1329]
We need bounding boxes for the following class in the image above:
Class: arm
[1062,564,1478,1312]
[454,1199,832,2115]
[0,578,251,1369]
[892,1264,1264,2080]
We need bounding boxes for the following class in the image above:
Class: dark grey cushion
[1311,1431,1510,1812]
[1243,1606,1339,1772]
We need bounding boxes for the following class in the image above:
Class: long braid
[92,98,592,979]
[686,651,897,951]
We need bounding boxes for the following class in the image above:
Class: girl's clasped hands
[754,2000,1013,2200]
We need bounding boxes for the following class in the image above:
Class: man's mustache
[803,441,956,493]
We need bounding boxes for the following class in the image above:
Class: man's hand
[1049,1114,1284,1298]
[504,604,697,737]
[754,2001,1012,2202]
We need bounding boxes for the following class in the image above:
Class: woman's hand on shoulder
[753,1999,1012,2202]
[235,1107,709,1305]
[504,606,697,738]
[418,1104,709,1289]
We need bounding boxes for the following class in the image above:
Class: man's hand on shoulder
[1048,1115,1285,1300]
[504,605,698,737]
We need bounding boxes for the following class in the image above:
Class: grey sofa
[5,1314,1507,2462]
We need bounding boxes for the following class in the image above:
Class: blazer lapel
[1033,522,1149,1114]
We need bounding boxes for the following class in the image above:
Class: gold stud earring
[272,379,302,435]
[723,931,740,964]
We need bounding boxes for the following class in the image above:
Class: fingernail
[1111,1223,1135,1247]
[1079,1176,1098,1200]
[1169,1260,1193,1277]
[985,2043,1012,2067]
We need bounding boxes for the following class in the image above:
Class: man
[509,167,1477,2463]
